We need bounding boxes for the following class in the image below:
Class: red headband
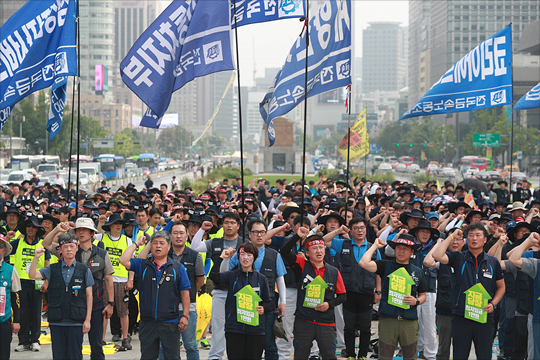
[305,239,325,248]
[395,238,416,246]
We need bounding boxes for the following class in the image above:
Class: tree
[157,126,194,158]
[113,129,143,158]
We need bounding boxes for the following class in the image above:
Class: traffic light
[396,143,400,146]
[409,144,413,147]
[423,144,427,147]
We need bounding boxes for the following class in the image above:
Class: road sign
[80,144,88,148]
[91,139,114,148]
[370,144,382,152]
[473,133,500,148]
[517,151,523,159]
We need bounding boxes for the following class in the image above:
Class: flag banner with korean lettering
[338,108,369,162]
[515,82,540,110]
[47,76,69,140]
[232,0,305,28]
[0,0,77,133]
[121,0,234,128]
[400,25,512,121]
[259,0,351,146]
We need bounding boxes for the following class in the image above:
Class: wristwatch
[375,290,381,295]
[490,301,497,309]
[107,301,115,307]
[415,298,420,306]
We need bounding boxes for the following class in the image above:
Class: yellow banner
[338,108,369,162]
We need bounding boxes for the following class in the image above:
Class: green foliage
[204,167,253,183]
[113,129,143,158]
[179,176,192,189]
[157,125,194,158]
[412,173,436,184]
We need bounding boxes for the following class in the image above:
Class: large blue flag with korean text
[260,0,351,146]
[515,82,540,110]
[400,26,512,120]
[121,0,234,128]
[232,0,305,28]
[0,0,77,136]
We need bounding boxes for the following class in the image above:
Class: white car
[378,163,393,171]
[396,163,407,172]
[427,163,439,171]
[406,164,421,173]
[442,167,456,177]
[7,171,32,183]
[464,167,480,178]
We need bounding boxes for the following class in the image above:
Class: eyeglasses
[352,226,366,231]
[250,230,267,236]
[172,231,187,236]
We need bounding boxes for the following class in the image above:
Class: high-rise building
[114,1,158,63]
[362,22,408,94]
[408,0,432,109]
[1,1,24,24]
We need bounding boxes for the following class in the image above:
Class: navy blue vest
[379,261,423,320]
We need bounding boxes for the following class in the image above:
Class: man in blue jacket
[120,231,191,360]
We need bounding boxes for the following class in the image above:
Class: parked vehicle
[8,171,32,183]
[378,163,393,171]
[396,163,407,172]
[406,164,420,173]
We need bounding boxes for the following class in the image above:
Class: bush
[179,176,191,189]
[412,173,436,185]
[205,166,253,183]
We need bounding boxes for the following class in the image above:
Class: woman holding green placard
[209,242,272,360]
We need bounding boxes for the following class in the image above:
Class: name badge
[91,263,100,267]
[72,286,81,290]
[342,249,350,254]
[483,272,492,279]
[252,287,260,292]
[215,248,222,251]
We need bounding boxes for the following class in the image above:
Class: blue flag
[0,0,77,134]
[232,0,305,28]
[121,0,234,128]
[260,0,351,146]
[47,76,69,140]
[515,82,540,110]
[400,25,512,121]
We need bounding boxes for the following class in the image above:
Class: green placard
[472,133,501,148]
[388,267,415,309]
[235,285,262,326]
[464,283,492,323]
[303,275,328,308]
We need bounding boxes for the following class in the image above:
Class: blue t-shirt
[228,246,287,277]
[330,236,381,263]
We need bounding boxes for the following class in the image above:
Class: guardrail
[88,168,190,191]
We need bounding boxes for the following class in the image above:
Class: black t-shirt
[375,259,428,293]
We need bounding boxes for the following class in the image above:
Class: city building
[408,0,432,109]
[1,1,24,24]
[362,22,408,94]
[79,95,132,135]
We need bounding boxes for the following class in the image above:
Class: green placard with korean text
[303,276,328,308]
[464,283,492,323]
[235,285,262,326]
[388,267,415,309]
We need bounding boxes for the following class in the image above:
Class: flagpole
[300,1,309,222]
[75,0,81,220]
[509,22,514,188]
[345,85,352,207]
[232,0,245,238]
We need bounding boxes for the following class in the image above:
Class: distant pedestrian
[145,176,153,190]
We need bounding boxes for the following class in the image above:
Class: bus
[93,154,126,179]
[137,153,158,173]
[482,157,494,171]
[398,156,414,166]
[459,156,487,173]
[10,155,32,170]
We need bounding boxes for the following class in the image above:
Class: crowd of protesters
[2,172,540,360]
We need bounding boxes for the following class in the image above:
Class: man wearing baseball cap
[42,218,115,360]
[360,233,427,360]
[0,234,22,360]
[29,233,93,360]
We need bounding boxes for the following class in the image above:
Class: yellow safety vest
[134,226,155,257]
[49,254,59,265]
[209,227,224,239]
[13,238,46,280]
[2,225,21,242]
[101,233,129,279]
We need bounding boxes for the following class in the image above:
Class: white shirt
[53,177,65,187]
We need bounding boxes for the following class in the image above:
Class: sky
[160,0,409,87]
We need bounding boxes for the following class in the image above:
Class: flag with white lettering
[260,0,351,146]
[47,76,69,140]
[515,82,540,110]
[0,0,77,133]
[232,0,305,28]
[121,0,234,128]
[400,25,512,121]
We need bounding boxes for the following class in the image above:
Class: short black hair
[293,216,311,228]
[464,222,488,238]
[222,212,241,224]
[160,184,168,189]
[170,221,187,233]
[136,208,148,216]
[349,216,366,229]
[284,191,294,199]
[247,218,267,232]
[149,208,162,217]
